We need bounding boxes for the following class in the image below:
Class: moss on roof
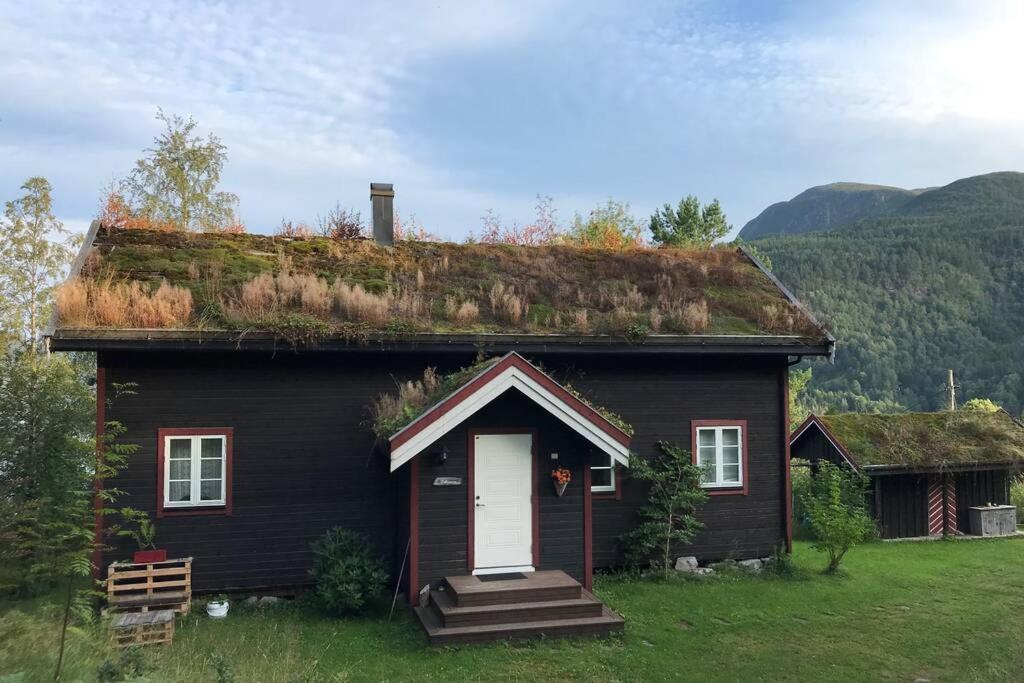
[819,411,1024,468]
[57,226,827,342]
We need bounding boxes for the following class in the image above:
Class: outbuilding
[791,411,1023,538]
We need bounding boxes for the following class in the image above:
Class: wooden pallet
[107,557,192,615]
[110,609,175,647]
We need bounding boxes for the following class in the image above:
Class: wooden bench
[110,609,175,647]
[106,557,192,615]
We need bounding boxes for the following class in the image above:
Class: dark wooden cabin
[48,183,834,642]
[791,412,1023,538]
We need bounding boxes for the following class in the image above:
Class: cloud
[0,0,1020,237]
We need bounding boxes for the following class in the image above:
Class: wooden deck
[413,570,624,645]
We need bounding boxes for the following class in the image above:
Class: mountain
[748,171,1024,416]
[739,171,1024,240]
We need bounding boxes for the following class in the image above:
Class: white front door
[473,433,534,572]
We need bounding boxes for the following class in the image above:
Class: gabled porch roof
[388,352,631,471]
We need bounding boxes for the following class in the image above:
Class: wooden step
[414,602,624,646]
[444,571,581,607]
[430,588,604,627]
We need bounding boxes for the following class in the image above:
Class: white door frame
[469,430,537,574]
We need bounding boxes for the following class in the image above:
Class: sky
[2,0,1023,239]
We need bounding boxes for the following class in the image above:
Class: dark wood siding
[874,474,928,539]
[955,468,1011,533]
[791,423,848,468]
[414,391,590,590]
[101,350,428,592]
[101,349,790,589]
[569,355,788,564]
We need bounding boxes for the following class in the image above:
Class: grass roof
[819,411,1024,468]
[54,226,827,344]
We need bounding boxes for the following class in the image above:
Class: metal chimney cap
[370,182,395,198]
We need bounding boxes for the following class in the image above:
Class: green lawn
[3,539,1024,682]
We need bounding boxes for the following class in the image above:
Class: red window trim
[156,428,234,518]
[691,419,749,496]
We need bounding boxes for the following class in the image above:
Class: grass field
[2,538,1023,682]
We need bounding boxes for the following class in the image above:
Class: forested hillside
[739,183,922,239]
[754,173,1024,416]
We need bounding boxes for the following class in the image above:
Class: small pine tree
[621,442,708,577]
[800,461,876,573]
[649,196,731,247]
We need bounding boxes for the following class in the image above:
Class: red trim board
[783,367,793,553]
[92,365,106,579]
[408,456,419,605]
[583,462,593,592]
[389,352,631,471]
[156,427,234,518]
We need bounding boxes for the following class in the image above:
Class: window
[695,424,744,489]
[591,452,616,493]
[158,429,232,515]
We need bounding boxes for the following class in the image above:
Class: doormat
[477,572,528,582]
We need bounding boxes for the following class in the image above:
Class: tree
[962,397,1001,413]
[0,353,93,506]
[477,195,561,246]
[316,203,365,240]
[799,461,875,573]
[569,199,645,249]
[649,196,731,247]
[0,177,76,348]
[122,109,239,232]
[789,366,814,430]
[621,441,708,577]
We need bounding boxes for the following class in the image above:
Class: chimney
[370,182,395,246]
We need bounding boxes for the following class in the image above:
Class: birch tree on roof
[122,109,239,232]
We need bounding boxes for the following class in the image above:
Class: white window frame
[591,452,616,493]
[163,434,226,508]
[695,425,744,489]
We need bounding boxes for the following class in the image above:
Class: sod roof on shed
[817,411,1024,468]
[52,225,830,344]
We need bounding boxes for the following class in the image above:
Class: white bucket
[206,600,229,618]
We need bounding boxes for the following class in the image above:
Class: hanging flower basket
[551,466,571,497]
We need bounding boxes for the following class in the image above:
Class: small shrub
[210,652,235,683]
[309,528,389,615]
[799,460,876,573]
[763,543,798,578]
[620,441,708,577]
[1011,476,1024,524]
[316,203,364,239]
[276,219,314,238]
[96,646,152,682]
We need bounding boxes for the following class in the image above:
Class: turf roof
[54,226,829,343]
[817,411,1024,468]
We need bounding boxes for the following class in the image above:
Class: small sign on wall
[433,476,463,487]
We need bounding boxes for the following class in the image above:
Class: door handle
[475,502,486,508]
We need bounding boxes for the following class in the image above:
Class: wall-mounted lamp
[433,446,448,466]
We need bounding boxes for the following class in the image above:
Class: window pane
[722,428,739,447]
[699,446,717,467]
[169,438,191,459]
[169,481,191,502]
[724,464,740,483]
[200,480,222,501]
[698,430,716,448]
[201,438,223,459]
[169,459,191,480]
[592,468,612,488]
[200,459,222,479]
[722,446,740,465]
[700,463,717,485]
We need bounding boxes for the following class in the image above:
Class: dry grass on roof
[55,227,824,340]
[819,411,1024,468]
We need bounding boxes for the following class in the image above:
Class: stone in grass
[737,559,764,573]
[258,596,283,606]
[693,567,715,577]
[709,559,736,572]
[674,556,699,573]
